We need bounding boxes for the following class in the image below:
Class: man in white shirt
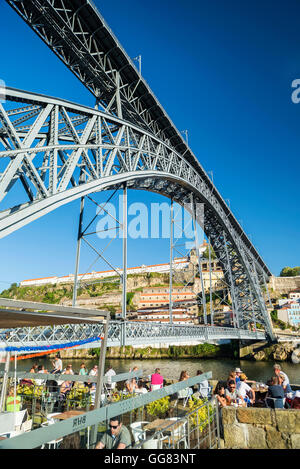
[274,364,289,385]
[89,365,98,390]
[51,355,63,374]
[236,373,255,405]
[35,365,47,386]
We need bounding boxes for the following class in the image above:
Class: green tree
[280,266,300,277]
[202,246,217,260]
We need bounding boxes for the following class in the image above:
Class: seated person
[60,380,72,397]
[135,381,148,394]
[6,387,22,412]
[234,368,243,384]
[227,371,237,386]
[179,370,193,397]
[88,365,98,390]
[279,372,292,395]
[29,364,38,373]
[266,376,285,408]
[214,382,228,408]
[266,376,285,399]
[125,377,138,393]
[95,416,131,449]
[273,364,290,387]
[150,368,164,390]
[59,366,73,397]
[236,373,255,406]
[225,380,245,406]
[35,365,48,386]
[291,390,300,409]
[51,354,63,374]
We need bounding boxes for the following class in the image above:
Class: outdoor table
[52,410,89,447]
[143,419,170,432]
[252,384,268,407]
[142,419,186,449]
[143,418,185,434]
[52,410,85,421]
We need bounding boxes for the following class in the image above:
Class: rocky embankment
[240,341,300,363]
[50,341,300,363]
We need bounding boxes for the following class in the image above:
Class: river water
[5,356,300,385]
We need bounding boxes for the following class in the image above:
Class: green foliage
[17,383,44,398]
[202,246,217,260]
[67,385,92,409]
[280,266,300,277]
[146,396,170,418]
[187,396,214,432]
[270,310,278,321]
[126,292,135,306]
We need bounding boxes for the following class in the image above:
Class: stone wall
[239,340,297,362]
[269,276,300,295]
[221,407,300,449]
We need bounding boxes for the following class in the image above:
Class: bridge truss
[0,0,275,344]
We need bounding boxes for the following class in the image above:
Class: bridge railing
[0,320,266,349]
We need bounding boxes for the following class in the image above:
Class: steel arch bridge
[0,0,275,344]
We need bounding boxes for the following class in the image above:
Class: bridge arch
[0,88,274,339]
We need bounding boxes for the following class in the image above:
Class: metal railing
[125,398,220,450]
[0,320,266,349]
[0,372,213,449]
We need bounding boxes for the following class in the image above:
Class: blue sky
[0,0,299,289]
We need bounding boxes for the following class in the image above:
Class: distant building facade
[278,299,300,327]
[20,241,224,289]
[289,289,300,300]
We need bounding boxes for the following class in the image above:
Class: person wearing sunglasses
[95,416,131,449]
[225,380,245,406]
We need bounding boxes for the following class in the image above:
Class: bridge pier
[239,340,270,360]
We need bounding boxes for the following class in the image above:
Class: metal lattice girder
[5,0,273,278]
[1,320,266,350]
[203,206,274,339]
[0,88,275,338]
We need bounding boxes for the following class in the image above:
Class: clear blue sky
[0,0,299,289]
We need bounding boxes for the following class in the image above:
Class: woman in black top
[266,376,285,408]
[267,376,285,398]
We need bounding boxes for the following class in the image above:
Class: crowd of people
[214,364,300,409]
[25,359,300,411]
[6,359,299,450]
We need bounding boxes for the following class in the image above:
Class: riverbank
[47,340,300,364]
[48,342,238,360]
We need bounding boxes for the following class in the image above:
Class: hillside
[0,272,183,317]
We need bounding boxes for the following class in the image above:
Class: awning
[0,298,108,328]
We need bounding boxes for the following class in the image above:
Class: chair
[41,438,63,449]
[265,397,286,409]
[150,384,162,391]
[40,415,64,449]
[130,421,149,446]
[43,392,59,414]
[45,412,62,425]
[163,417,188,448]
[20,419,33,433]
[14,409,28,431]
[198,384,212,400]
[90,390,107,405]
[176,388,192,407]
[142,437,160,449]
